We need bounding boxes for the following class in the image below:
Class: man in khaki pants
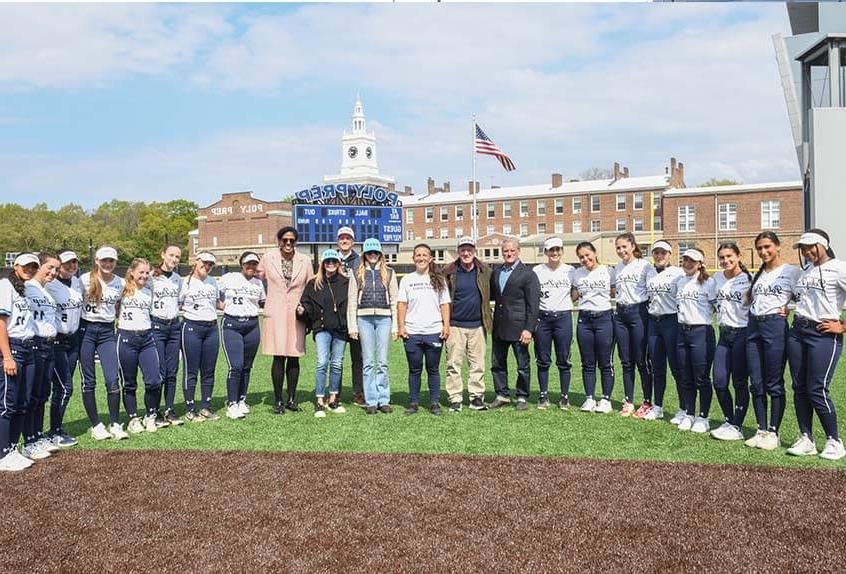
[444,236,492,412]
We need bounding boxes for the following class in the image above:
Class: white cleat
[594,398,612,414]
[0,450,30,471]
[37,437,59,453]
[786,434,818,457]
[580,397,596,413]
[238,400,250,416]
[10,448,34,468]
[22,442,50,460]
[819,438,846,461]
[90,423,113,441]
[670,409,686,425]
[143,415,158,433]
[127,417,145,434]
[691,417,710,434]
[757,431,780,451]
[643,405,664,421]
[744,430,768,449]
[109,423,129,440]
[226,403,245,420]
[710,422,732,440]
[677,415,694,431]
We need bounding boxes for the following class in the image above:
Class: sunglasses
[280,238,296,244]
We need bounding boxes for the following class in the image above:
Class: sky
[0,3,800,209]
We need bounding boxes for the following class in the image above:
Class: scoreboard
[294,205,403,244]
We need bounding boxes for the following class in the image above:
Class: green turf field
[61,319,846,469]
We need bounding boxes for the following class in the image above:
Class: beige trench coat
[257,249,314,357]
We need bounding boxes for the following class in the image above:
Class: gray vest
[359,267,391,310]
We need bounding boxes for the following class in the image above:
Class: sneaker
[199,408,220,421]
[51,433,78,448]
[710,422,732,440]
[10,448,34,468]
[677,415,694,431]
[488,395,511,410]
[619,401,635,417]
[143,415,158,433]
[757,431,780,451]
[226,403,245,420]
[594,398,613,414]
[37,437,59,452]
[720,425,744,441]
[691,417,710,434]
[378,405,393,414]
[404,403,419,416]
[670,409,686,425]
[558,397,570,411]
[0,450,29,472]
[328,402,347,414]
[90,422,113,440]
[238,400,251,415]
[127,417,145,434]
[365,406,378,415]
[632,401,652,419]
[580,397,597,412]
[185,410,205,423]
[469,397,488,411]
[273,402,285,415]
[786,435,818,457]
[819,438,846,461]
[164,409,183,426]
[745,430,767,448]
[314,404,326,419]
[286,400,303,413]
[515,398,529,412]
[154,414,169,429]
[537,395,550,410]
[429,403,442,416]
[22,442,51,460]
[643,406,664,421]
[449,402,462,413]
[353,393,367,408]
[110,423,129,440]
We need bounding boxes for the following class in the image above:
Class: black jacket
[490,261,540,342]
[298,274,349,336]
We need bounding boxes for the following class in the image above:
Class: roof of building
[408,174,671,206]
[663,180,802,197]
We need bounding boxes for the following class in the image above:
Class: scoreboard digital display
[294,205,403,244]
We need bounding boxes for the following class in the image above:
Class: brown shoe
[378,405,393,414]
[353,393,366,408]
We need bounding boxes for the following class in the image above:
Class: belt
[649,313,677,322]
[151,316,179,325]
[794,315,820,328]
[34,336,56,344]
[719,325,747,333]
[224,314,258,323]
[616,302,646,311]
[10,338,35,348]
[184,319,218,326]
[119,329,152,337]
[750,314,783,322]
[579,309,612,319]
[539,310,572,319]
[679,323,707,331]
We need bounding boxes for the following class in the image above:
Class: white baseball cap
[793,232,829,249]
[59,251,79,263]
[14,253,39,267]
[681,249,704,263]
[95,246,118,261]
[543,237,563,251]
[457,236,476,248]
[197,252,217,264]
[651,240,672,252]
[337,226,355,240]
[241,253,260,264]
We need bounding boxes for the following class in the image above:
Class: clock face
[365,146,372,159]
[348,146,358,159]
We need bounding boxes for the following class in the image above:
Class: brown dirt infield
[3,451,845,573]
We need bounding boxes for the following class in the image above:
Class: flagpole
[472,113,478,240]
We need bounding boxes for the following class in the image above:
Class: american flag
[475,123,516,172]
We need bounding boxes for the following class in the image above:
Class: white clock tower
[324,95,394,187]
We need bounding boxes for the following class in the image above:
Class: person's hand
[349,331,359,340]
[398,327,408,340]
[778,306,789,318]
[519,330,533,346]
[296,304,305,316]
[817,319,846,335]
[3,356,17,377]
[440,326,450,340]
[392,331,399,341]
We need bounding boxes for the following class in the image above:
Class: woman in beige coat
[258,226,314,414]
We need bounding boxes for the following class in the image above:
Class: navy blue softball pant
[647,313,681,409]
[534,310,573,399]
[1,339,33,456]
[152,317,181,412]
[577,310,615,400]
[676,324,715,418]
[118,329,162,418]
[51,331,79,435]
[220,315,260,403]
[787,317,843,441]
[713,326,749,428]
[746,314,788,433]
[615,302,653,404]
[79,320,121,426]
[181,319,219,411]
[25,336,54,444]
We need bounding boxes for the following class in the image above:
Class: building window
[653,216,662,231]
[537,223,546,234]
[455,227,464,238]
[487,203,495,218]
[503,202,512,218]
[591,220,601,232]
[591,195,601,213]
[572,197,582,214]
[486,225,495,236]
[440,207,449,222]
[678,205,695,232]
[435,250,446,262]
[455,205,464,221]
[633,193,644,210]
[555,199,564,215]
[406,209,414,224]
[537,200,546,216]
[616,194,626,211]
[761,200,780,229]
[426,228,434,239]
[503,224,512,235]
[406,229,414,241]
[653,193,661,210]
[554,222,564,234]
[213,236,218,247]
[719,203,737,231]
[520,200,529,217]
[520,223,529,237]
[425,207,433,223]
[633,218,644,232]
[677,241,696,265]
[572,221,583,233]
[616,218,626,232]
[258,234,263,245]
[439,227,449,239]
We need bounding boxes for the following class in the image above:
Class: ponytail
[697,262,710,284]
[88,262,104,304]
[123,258,150,298]
[615,232,642,259]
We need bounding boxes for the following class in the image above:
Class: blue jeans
[358,315,392,407]
[315,331,346,398]
[534,311,573,398]
[404,333,444,405]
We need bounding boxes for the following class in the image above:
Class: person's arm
[521,271,540,345]
[571,286,580,303]
[397,301,408,339]
[0,316,15,377]
[389,271,399,340]
[439,302,450,340]
[346,273,359,339]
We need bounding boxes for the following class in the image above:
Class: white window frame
[503,202,512,218]
[503,224,512,235]
[678,205,695,233]
[406,229,414,241]
[590,220,601,232]
[439,227,449,239]
[520,223,529,237]
[554,199,564,215]
[536,200,546,216]
[455,226,464,238]
[572,221,582,233]
[425,228,434,239]
[572,197,582,214]
[486,224,495,236]
[653,216,662,231]
[633,217,643,232]
[425,207,433,223]
[616,218,626,232]
[406,209,414,224]
[455,205,464,221]
[616,194,626,211]
[520,200,530,217]
[554,222,564,234]
[487,203,495,218]
[761,200,780,229]
[719,203,737,232]
[591,195,601,213]
[633,193,644,210]
[440,206,449,222]
[537,223,547,235]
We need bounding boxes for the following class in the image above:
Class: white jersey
[80,273,125,323]
[572,265,613,312]
[613,258,656,305]
[793,259,846,322]
[0,278,35,340]
[180,275,219,322]
[150,271,182,321]
[676,274,717,325]
[749,264,801,317]
[24,280,58,339]
[118,286,153,331]
[714,271,752,328]
[218,272,266,318]
[397,271,451,335]
[46,276,83,335]
[534,263,575,312]
[647,266,684,316]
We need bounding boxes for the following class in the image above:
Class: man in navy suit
[489,238,540,410]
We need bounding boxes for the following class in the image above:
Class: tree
[579,167,613,181]
[700,178,741,187]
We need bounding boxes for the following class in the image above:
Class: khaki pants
[445,326,486,403]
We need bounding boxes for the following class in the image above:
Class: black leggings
[271,356,300,403]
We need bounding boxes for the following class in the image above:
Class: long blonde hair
[356,252,390,288]
[314,259,346,291]
[87,261,104,304]
[123,258,150,298]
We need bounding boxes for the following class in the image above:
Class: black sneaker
[404,403,419,416]
[273,402,286,415]
[469,397,488,411]
[164,409,183,426]
[558,397,570,411]
[429,403,442,416]
[286,400,303,413]
[449,402,462,413]
[365,406,378,415]
[538,395,550,410]
[378,405,393,414]
[488,395,511,409]
[515,399,529,412]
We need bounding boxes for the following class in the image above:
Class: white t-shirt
[25,279,58,339]
[572,265,613,312]
[218,272,266,318]
[749,264,801,316]
[118,286,153,331]
[534,263,575,312]
[647,266,684,316]
[150,272,182,321]
[397,271,451,335]
[46,276,83,335]
[794,259,846,322]
[675,274,717,325]
[80,273,125,323]
[714,271,752,328]
[180,275,219,322]
[613,258,657,305]
[0,278,35,340]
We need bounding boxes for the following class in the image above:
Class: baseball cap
[59,251,79,263]
[543,237,563,251]
[241,253,260,265]
[337,227,355,240]
[681,249,704,263]
[457,236,476,248]
[95,246,118,261]
[651,240,672,253]
[362,238,383,254]
[14,253,39,267]
[197,252,217,264]
[322,249,341,262]
[793,232,829,249]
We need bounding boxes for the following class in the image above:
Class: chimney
[676,162,686,188]
[387,182,396,192]
[613,162,621,181]
[403,185,413,195]
[623,167,630,178]
[427,177,435,195]
[468,180,479,194]
[443,182,450,193]
[552,173,563,188]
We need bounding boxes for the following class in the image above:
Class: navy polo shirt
[451,264,482,328]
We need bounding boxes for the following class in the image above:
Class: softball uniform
[180,275,220,415]
[572,264,615,409]
[218,272,265,410]
[23,279,58,454]
[0,278,35,465]
[46,276,82,442]
[533,262,575,404]
[675,274,716,430]
[117,285,162,427]
[150,271,182,419]
[646,265,684,418]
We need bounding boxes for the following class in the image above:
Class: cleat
[365,406,378,415]
[377,405,392,414]
[328,402,347,414]
[164,409,183,426]
[143,415,158,433]
[110,423,129,440]
[691,417,710,434]
[632,401,652,419]
[127,417,145,434]
[670,409,686,425]
[22,442,51,460]
[594,398,612,414]
[314,404,326,418]
[580,397,597,413]
[51,433,78,448]
[619,401,635,417]
[757,431,780,451]
[90,423,113,441]
[404,403,419,416]
[643,406,664,421]
[469,397,488,411]
[818,438,846,461]
[745,430,767,449]
[488,395,511,410]
[558,397,570,411]
[226,403,245,420]
[37,437,59,453]
[199,408,220,421]
[786,435,818,457]
[429,403,442,416]
[515,398,529,412]
[449,402,462,413]
[537,395,550,410]
[0,450,29,472]
[238,400,251,415]
[677,415,694,431]
[185,410,205,423]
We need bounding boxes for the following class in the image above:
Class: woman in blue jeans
[298,249,349,418]
[397,244,451,416]
[347,239,398,415]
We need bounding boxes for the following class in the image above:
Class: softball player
[117,258,161,434]
[46,250,83,447]
[612,232,656,417]
[674,249,716,434]
[180,251,221,422]
[710,243,752,442]
[0,254,38,471]
[786,230,846,460]
[218,252,265,420]
[571,241,615,414]
[80,246,127,440]
[22,252,61,460]
[150,245,183,426]
[745,231,801,451]
[645,241,684,422]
